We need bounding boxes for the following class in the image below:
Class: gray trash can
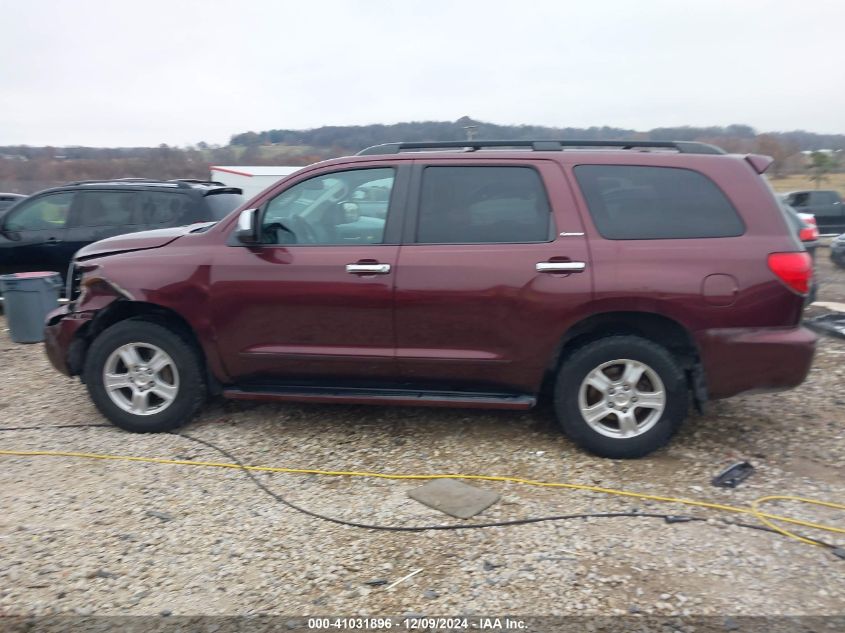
[0,272,62,343]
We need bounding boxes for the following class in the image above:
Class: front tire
[84,318,206,433]
[553,335,689,458]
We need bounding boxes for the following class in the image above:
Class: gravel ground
[0,252,843,619]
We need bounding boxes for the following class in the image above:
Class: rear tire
[553,335,689,458]
[84,318,206,433]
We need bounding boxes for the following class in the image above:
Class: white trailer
[210,165,302,201]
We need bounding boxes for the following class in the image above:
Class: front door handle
[44,237,63,246]
[346,263,391,274]
[536,261,586,273]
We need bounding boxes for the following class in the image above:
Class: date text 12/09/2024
[307,617,527,630]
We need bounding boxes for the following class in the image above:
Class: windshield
[204,192,244,219]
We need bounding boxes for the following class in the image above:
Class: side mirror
[235,208,259,244]
[0,218,20,241]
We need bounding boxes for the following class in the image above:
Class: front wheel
[554,336,689,458]
[84,319,206,433]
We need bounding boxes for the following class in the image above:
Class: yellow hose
[1,449,842,548]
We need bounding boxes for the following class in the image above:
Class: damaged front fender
[44,269,133,376]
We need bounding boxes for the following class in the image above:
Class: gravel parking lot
[1,253,843,620]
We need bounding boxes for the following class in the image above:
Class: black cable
[0,423,111,432]
[173,433,839,547]
[177,432,677,531]
[0,423,838,548]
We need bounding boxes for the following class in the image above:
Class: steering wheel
[326,182,349,203]
[288,215,319,244]
[261,222,296,244]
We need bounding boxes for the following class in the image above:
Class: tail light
[799,225,819,241]
[768,252,812,295]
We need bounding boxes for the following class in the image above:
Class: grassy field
[768,172,845,193]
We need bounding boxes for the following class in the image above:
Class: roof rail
[66,178,146,186]
[63,178,218,188]
[356,139,726,156]
[174,178,227,187]
[64,177,176,187]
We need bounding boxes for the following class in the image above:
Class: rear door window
[573,165,744,240]
[75,191,140,227]
[139,192,196,226]
[415,166,552,244]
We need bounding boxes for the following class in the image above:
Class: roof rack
[174,178,227,187]
[64,178,226,188]
[356,139,726,156]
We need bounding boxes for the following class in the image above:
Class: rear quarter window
[203,192,244,220]
[573,165,745,240]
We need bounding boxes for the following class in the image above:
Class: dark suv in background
[782,189,844,233]
[44,140,815,458]
[0,179,243,280]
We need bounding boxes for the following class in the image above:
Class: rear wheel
[84,319,206,432]
[554,335,689,458]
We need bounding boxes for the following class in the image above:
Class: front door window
[5,193,74,231]
[261,168,395,245]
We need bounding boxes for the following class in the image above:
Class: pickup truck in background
[782,189,844,234]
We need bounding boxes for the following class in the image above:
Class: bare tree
[807,151,838,188]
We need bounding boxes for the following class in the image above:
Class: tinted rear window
[574,165,744,240]
[416,166,551,244]
[787,192,809,206]
[204,192,244,220]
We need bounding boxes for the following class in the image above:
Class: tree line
[230,117,845,153]
[1,117,842,194]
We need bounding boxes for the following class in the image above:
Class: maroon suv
[43,140,816,458]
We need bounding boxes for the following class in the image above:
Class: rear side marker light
[767,252,812,295]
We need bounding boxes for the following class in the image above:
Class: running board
[222,385,536,410]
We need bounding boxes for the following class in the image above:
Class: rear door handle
[346,263,391,274]
[44,237,63,246]
[536,261,586,273]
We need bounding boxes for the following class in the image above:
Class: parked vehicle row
[44,139,816,459]
[781,203,819,303]
[0,179,243,281]
[782,189,844,234]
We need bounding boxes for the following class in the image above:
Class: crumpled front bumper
[44,305,95,377]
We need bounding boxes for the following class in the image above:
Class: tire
[832,253,845,270]
[83,318,206,433]
[553,335,689,459]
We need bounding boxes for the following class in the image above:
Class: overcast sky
[1,0,843,147]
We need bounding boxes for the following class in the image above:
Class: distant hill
[2,117,842,194]
[230,117,845,153]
